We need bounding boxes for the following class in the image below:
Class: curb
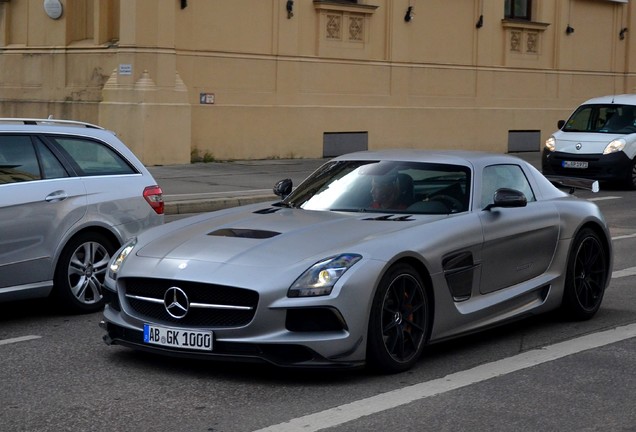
[164,194,277,215]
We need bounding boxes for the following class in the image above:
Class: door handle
[45,191,68,202]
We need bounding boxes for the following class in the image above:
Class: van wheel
[53,232,117,313]
[626,158,636,190]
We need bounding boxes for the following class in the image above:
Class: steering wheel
[429,195,464,213]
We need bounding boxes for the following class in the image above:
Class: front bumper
[541,149,632,182]
[100,318,363,369]
[99,274,372,369]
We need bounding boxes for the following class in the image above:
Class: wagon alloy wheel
[562,228,608,320]
[54,232,116,313]
[368,264,429,373]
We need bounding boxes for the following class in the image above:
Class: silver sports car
[100,150,612,373]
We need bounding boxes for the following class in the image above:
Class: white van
[542,94,636,189]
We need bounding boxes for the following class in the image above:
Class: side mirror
[273,178,293,198]
[484,188,527,211]
[557,120,565,129]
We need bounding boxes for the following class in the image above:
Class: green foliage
[191,148,215,163]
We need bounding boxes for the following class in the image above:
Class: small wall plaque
[118,64,132,76]
[200,93,215,104]
[43,0,63,20]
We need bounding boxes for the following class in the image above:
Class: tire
[367,263,430,373]
[626,158,636,190]
[561,228,609,320]
[53,232,117,314]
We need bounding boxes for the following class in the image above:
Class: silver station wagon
[0,118,164,313]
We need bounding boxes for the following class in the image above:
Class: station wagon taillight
[143,185,164,215]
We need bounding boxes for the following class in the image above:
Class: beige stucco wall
[1,0,635,164]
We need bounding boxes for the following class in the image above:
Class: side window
[51,137,136,176]
[35,140,69,179]
[481,164,536,209]
[0,135,41,184]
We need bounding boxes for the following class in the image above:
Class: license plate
[143,324,213,351]
[562,160,588,169]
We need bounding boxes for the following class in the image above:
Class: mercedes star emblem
[163,286,189,319]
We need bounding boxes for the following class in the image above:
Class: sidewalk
[149,152,542,215]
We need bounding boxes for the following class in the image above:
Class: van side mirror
[557,120,565,129]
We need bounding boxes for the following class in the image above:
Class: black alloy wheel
[562,228,609,320]
[367,263,430,373]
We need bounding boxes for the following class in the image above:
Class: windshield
[563,104,636,134]
[280,160,471,214]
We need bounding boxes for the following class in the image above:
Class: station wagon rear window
[51,137,137,176]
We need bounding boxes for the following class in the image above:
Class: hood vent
[208,228,280,239]
[253,207,281,214]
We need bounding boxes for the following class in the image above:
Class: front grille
[121,277,259,327]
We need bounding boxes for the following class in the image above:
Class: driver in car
[370,174,409,210]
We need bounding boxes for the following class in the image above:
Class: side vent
[442,251,478,301]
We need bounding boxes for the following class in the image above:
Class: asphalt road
[1,187,635,432]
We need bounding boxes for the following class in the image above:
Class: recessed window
[504,0,532,20]
[481,164,535,209]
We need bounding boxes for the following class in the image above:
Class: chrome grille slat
[124,293,253,311]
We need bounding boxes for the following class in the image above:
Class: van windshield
[563,104,636,134]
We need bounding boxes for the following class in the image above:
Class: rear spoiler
[544,175,599,194]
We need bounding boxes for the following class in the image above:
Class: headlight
[603,138,626,155]
[108,238,137,280]
[545,137,556,152]
[288,254,362,297]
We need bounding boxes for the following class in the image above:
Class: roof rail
[0,118,104,129]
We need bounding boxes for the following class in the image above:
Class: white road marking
[254,323,636,432]
[588,196,621,202]
[612,266,636,279]
[0,335,41,346]
[612,233,636,241]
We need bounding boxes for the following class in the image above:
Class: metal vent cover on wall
[508,130,540,152]
[323,131,368,157]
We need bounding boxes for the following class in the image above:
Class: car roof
[580,94,636,105]
[0,118,119,140]
[332,149,526,169]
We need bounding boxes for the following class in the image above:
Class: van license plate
[143,324,213,351]
[562,161,588,169]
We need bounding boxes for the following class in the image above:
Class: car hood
[553,131,626,153]
[136,205,440,267]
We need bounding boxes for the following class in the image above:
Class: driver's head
[371,175,399,208]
